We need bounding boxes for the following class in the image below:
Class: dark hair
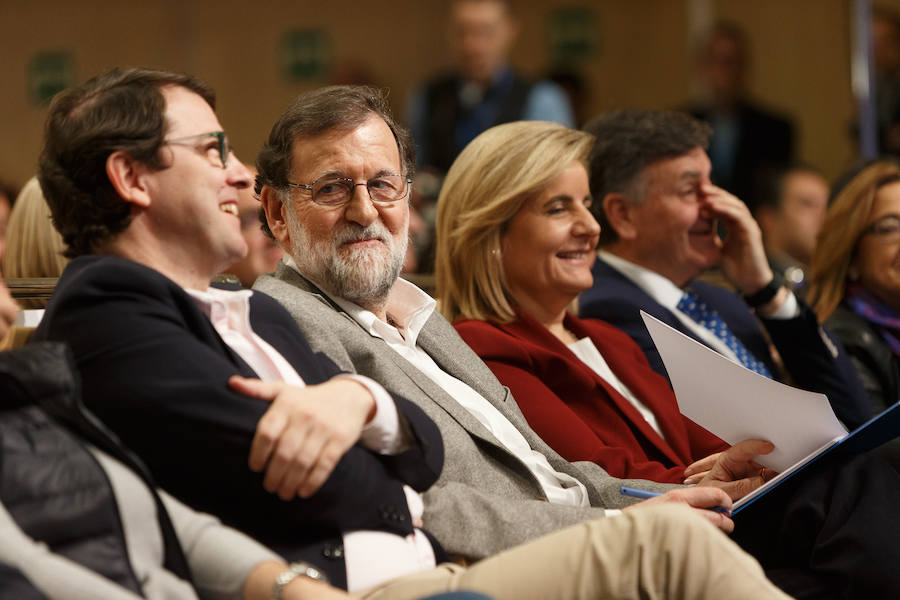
[255,85,414,238]
[584,109,711,244]
[873,6,900,36]
[38,67,215,257]
[696,20,749,64]
[753,163,824,213]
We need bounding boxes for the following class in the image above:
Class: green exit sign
[549,7,598,62]
[279,29,330,82]
[29,51,75,105]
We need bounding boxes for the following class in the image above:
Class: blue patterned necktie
[676,289,773,378]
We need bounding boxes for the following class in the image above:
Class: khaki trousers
[355,504,791,600]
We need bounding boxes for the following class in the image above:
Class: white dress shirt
[186,286,434,592]
[316,274,591,509]
[597,251,798,368]
[567,337,665,438]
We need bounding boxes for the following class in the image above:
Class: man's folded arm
[39,288,420,538]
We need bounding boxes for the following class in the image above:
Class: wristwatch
[742,272,784,308]
[271,561,329,599]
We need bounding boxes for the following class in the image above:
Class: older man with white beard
[249,85,781,582]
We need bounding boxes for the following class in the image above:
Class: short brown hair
[255,85,414,238]
[584,109,711,245]
[38,67,215,257]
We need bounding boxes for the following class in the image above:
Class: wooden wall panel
[0,0,862,192]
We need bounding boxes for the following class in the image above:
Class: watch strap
[271,561,329,599]
[742,272,784,308]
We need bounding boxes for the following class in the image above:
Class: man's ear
[260,186,290,249]
[106,151,151,208]
[602,193,638,240]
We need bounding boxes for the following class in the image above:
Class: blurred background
[4,0,896,184]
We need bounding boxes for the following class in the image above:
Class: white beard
[287,211,407,309]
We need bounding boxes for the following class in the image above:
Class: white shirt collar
[283,255,436,348]
[598,250,685,310]
[334,278,436,349]
[597,250,766,364]
[184,286,255,324]
[598,249,799,320]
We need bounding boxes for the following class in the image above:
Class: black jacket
[32,255,446,589]
[0,342,192,598]
[421,71,534,172]
[825,304,900,415]
[580,259,874,430]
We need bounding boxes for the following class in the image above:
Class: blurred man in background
[224,170,283,287]
[754,165,829,291]
[686,22,794,211]
[406,0,573,174]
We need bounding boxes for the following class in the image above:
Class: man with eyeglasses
[31,66,450,597]
[29,68,788,600]
[248,85,805,597]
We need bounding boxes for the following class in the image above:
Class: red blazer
[454,311,727,483]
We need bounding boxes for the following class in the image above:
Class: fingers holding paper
[695,439,779,500]
[682,450,723,484]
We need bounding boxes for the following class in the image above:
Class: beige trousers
[355,504,791,600]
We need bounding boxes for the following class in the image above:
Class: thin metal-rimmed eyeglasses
[286,174,411,207]
[163,131,231,169]
[861,214,900,244]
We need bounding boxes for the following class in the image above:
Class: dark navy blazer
[579,258,874,430]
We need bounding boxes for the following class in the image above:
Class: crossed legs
[357,504,789,600]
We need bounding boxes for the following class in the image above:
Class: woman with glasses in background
[808,161,900,413]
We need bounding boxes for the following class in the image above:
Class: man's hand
[681,450,722,484]
[700,184,777,296]
[684,439,778,500]
[624,486,735,533]
[229,376,376,500]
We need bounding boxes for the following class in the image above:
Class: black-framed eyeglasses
[862,214,900,244]
[286,174,411,207]
[163,131,231,169]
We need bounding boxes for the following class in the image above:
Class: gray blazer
[255,263,674,559]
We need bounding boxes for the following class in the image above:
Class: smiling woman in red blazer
[430,122,900,598]
[434,121,728,484]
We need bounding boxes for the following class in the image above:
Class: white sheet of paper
[640,311,847,472]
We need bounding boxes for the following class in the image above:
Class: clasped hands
[229,375,376,501]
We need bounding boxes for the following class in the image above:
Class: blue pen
[619,486,732,515]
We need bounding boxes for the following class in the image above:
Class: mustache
[333,223,392,247]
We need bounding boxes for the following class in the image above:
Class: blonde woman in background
[3,176,68,279]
